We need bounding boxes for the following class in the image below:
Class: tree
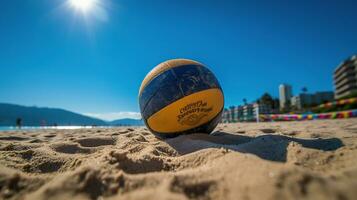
[257,92,275,109]
[273,98,280,110]
[260,93,274,106]
[301,87,308,94]
[243,98,247,105]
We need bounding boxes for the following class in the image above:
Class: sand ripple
[0,119,357,199]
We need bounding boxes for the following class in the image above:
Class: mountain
[109,118,144,126]
[0,103,107,126]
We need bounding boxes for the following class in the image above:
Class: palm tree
[243,98,247,105]
[302,87,308,94]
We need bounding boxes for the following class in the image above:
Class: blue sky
[0,0,356,120]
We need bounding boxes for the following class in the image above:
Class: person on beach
[16,118,22,129]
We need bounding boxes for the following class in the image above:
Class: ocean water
[0,126,110,131]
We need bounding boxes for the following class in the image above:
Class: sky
[0,0,356,121]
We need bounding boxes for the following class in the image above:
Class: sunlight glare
[64,0,110,24]
[68,0,97,13]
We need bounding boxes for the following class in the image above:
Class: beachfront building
[242,103,273,121]
[334,55,357,99]
[229,106,245,122]
[279,84,293,110]
[229,106,236,122]
[221,108,230,123]
[235,106,245,121]
[221,103,272,122]
[254,103,273,115]
[243,104,255,121]
[222,106,242,122]
[314,91,335,104]
[291,91,334,109]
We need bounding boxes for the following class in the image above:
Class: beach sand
[1,119,357,200]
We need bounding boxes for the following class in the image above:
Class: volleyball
[139,59,224,138]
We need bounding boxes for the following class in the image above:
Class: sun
[68,0,98,13]
[65,0,109,22]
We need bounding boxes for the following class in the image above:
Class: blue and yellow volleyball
[139,59,224,138]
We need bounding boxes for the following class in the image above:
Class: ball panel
[139,69,179,114]
[139,59,203,96]
[173,64,221,96]
[146,88,224,134]
[140,64,221,120]
[139,65,221,119]
[147,109,223,138]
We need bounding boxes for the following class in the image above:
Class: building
[222,106,243,123]
[221,108,230,123]
[334,55,357,99]
[279,84,293,110]
[234,106,244,121]
[229,106,236,122]
[221,103,272,122]
[243,104,255,121]
[291,91,334,109]
[314,91,335,104]
[254,103,273,114]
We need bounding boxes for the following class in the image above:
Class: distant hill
[109,118,144,126]
[0,103,107,126]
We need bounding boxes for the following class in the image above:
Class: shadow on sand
[165,131,344,162]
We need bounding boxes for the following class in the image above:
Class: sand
[1,119,357,200]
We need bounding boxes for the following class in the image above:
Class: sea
[0,126,111,131]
